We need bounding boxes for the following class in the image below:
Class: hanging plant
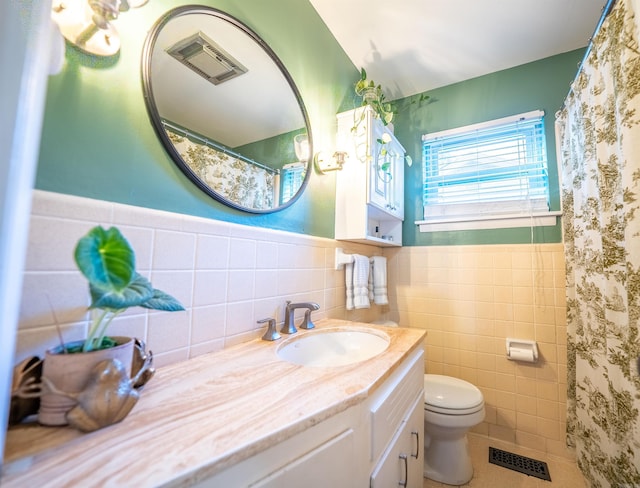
[354,68,394,126]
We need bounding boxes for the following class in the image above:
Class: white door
[0,0,57,466]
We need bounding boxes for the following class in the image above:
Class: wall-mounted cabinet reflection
[335,106,405,246]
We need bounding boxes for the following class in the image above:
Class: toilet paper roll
[508,347,535,363]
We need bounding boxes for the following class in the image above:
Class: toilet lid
[424,374,484,413]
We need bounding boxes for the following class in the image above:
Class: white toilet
[423,374,485,485]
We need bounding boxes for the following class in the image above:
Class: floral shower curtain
[166,127,277,210]
[556,0,640,485]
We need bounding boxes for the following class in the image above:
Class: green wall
[393,49,585,246]
[36,0,356,238]
[38,3,584,244]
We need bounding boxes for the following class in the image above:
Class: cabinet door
[368,124,404,220]
[251,428,356,488]
[405,394,424,485]
[386,136,405,220]
[370,394,423,488]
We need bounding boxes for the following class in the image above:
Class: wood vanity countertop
[2,319,426,488]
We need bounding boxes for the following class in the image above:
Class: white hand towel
[352,254,371,309]
[371,256,388,305]
[368,260,374,301]
[345,260,355,310]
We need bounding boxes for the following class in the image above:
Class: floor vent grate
[488,447,551,481]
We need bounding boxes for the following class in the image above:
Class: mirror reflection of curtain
[165,126,278,210]
[556,0,640,485]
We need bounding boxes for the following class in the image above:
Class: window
[417,110,560,232]
[280,162,306,204]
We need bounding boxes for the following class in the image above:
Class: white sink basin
[276,327,390,367]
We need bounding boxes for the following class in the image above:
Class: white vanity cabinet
[335,106,405,246]
[195,346,424,488]
[194,407,363,487]
[368,347,424,488]
[370,395,423,488]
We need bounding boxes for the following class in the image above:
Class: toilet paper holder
[505,338,538,363]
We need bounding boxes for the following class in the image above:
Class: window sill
[415,211,562,233]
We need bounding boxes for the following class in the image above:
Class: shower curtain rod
[559,0,618,110]
[162,119,279,175]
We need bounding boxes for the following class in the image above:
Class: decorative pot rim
[45,336,133,356]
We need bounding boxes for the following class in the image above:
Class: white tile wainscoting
[14,190,575,465]
[15,190,382,368]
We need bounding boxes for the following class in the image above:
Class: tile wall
[15,190,573,462]
[384,243,571,460]
[15,191,383,367]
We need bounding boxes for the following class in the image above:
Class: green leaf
[360,67,367,81]
[74,226,135,293]
[381,162,390,172]
[89,273,154,310]
[140,289,186,311]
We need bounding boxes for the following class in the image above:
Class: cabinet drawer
[370,393,424,488]
[369,348,424,462]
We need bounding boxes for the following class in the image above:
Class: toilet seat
[424,374,484,415]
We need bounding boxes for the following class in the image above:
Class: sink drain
[488,447,551,481]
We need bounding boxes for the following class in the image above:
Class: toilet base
[423,434,473,485]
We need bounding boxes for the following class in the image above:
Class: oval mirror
[142,6,312,213]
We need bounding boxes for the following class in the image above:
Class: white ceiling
[309,0,607,100]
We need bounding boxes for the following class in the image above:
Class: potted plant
[354,67,394,127]
[38,226,184,427]
[354,67,430,130]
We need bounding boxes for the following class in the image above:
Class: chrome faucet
[281,301,320,334]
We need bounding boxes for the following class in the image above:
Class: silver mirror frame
[141,5,313,213]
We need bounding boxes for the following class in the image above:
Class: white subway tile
[147,309,191,353]
[150,270,194,309]
[256,240,279,269]
[191,305,226,343]
[193,270,228,307]
[153,348,189,368]
[195,235,230,269]
[227,269,255,302]
[32,190,113,222]
[228,238,257,269]
[189,339,224,358]
[153,230,196,270]
[254,270,279,299]
[25,217,96,271]
[19,272,88,329]
[225,301,255,336]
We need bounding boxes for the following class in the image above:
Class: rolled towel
[352,254,371,309]
[371,256,388,305]
[345,261,355,311]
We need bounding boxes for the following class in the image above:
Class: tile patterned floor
[423,434,587,488]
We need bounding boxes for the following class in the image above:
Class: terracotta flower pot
[38,337,134,426]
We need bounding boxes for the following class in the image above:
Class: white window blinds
[281,162,305,203]
[421,110,551,228]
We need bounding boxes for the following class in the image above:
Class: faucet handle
[299,309,316,330]
[258,318,280,341]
